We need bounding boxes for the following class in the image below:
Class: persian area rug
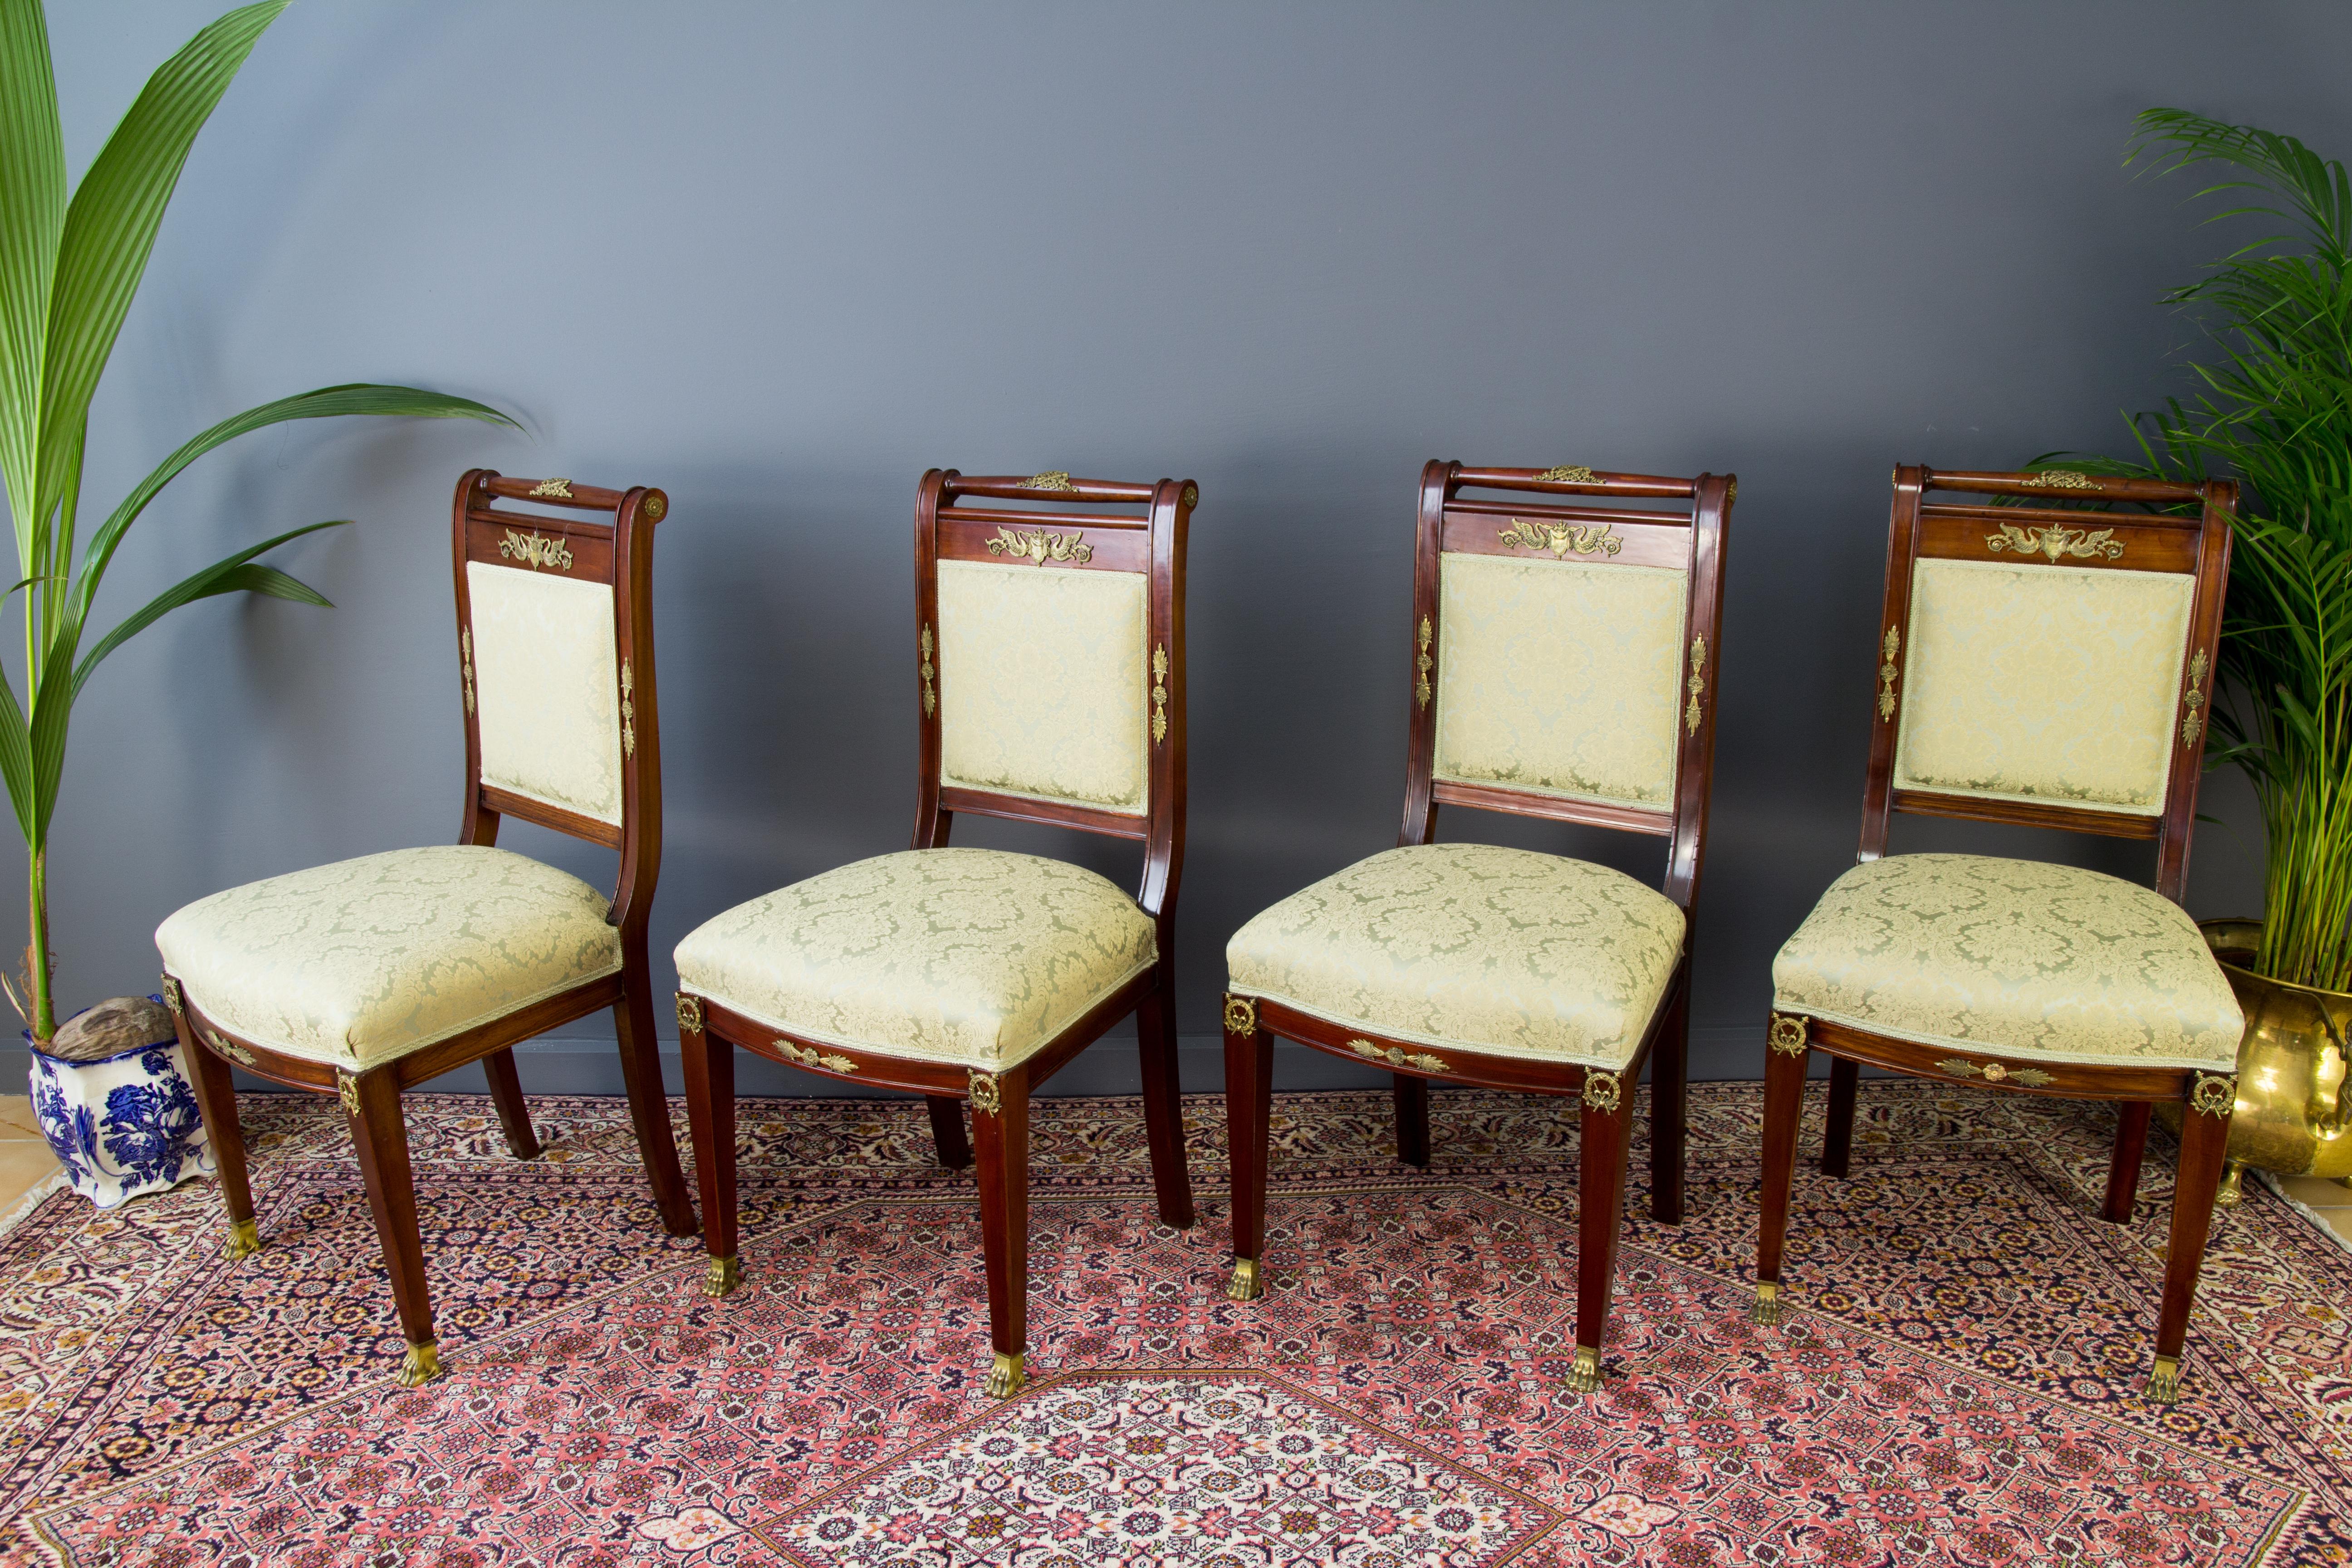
[3,1083,2349,1566]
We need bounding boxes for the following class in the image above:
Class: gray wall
[10,1,2341,1096]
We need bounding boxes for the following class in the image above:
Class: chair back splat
[451,470,669,929]
[1862,466,2236,903]
[1401,460,1732,919]
[911,469,1194,945]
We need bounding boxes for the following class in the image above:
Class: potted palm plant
[5,0,512,1202]
[2045,109,2352,1203]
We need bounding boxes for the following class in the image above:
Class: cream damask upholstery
[673,848,1155,1070]
[1772,853,2242,1069]
[155,846,622,1070]
[937,559,1148,815]
[466,561,626,826]
[1894,559,2192,815]
[1225,843,1686,1070]
[1433,553,1688,808]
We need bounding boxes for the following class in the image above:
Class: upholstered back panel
[465,561,626,826]
[1894,558,2192,815]
[936,558,1149,814]
[1433,552,1688,808]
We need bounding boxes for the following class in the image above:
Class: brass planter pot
[2160,919,2352,1205]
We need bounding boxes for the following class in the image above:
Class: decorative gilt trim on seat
[1415,615,1433,711]
[1582,1070,1622,1113]
[204,1030,255,1068]
[498,528,575,571]
[2180,648,2208,750]
[919,624,937,717]
[1766,1013,1808,1056]
[1878,626,1901,722]
[1350,1039,1448,1073]
[336,1072,361,1116]
[1024,471,1077,492]
[1684,634,1707,735]
[776,1039,857,1075]
[1983,521,2124,562]
[1223,995,1257,1036]
[1498,516,1621,559]
[1936,1058,2055,1088]
[160,975,183,1016]
[529,477,574,499]
[460,629,475,716]
[1227,1258,1263,1302]
[2019,469,2101,492]
[675,993,704,1033]
[1152,644,1170,745]
[619,660,637,759]
[2190,1073,2237,1117]
[985,526,1093,566]
[969,1071,1003,1116]
[1534,466,1596,485]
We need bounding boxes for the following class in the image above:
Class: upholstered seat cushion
[1772,853,2242,1070]
[156,846,622,1070]
[1225,843,1686,1071]
[672,848,1156,1070]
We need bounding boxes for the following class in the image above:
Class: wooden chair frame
[1755,464,2239,1403]
[166,470,699,1388]
[1225,459,1733,1395]
[677,468,1198,1401]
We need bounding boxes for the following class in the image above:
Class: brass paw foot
[704,1255,741,1298]
[1227,1258,1263,1302]
[985,1352,1025,1399]
[2215,1161,2245,1208]
[1751,1282,1784,1326]
[1561,1345,1604,1394]
[2146,1354,2183,1404]
[397,1340,441,1388]
[225,1218,261,1262]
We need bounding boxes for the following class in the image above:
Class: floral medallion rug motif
[1,1083,2349,1564]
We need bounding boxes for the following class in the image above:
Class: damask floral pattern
[936,559,1149,815]
[1894,558,2192,814]
[1773,853,2243,1068]
[674,848,1156,1069]
[466,561,627,826]
[1225,843,1684,1069]
[155,845,623,1068]
[1433,552,1686,808]
[10,1083,2343,1564]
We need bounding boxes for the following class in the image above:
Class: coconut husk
[44,995,177,1063]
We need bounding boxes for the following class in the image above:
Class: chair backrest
[912,469,1194,930]
[1402,461,1733,912]
[1862,465,2237,903]
[451,470,667,929]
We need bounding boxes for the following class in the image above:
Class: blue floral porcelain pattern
[25,1000,215,1209]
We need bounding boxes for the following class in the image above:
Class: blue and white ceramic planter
[27,1000,216,1209]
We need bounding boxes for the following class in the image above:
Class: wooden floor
[3,1091,2351,1246]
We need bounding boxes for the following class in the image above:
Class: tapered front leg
[2149,1074,2235,1402]
[925,1097,973,1171]
[1755,1013,1810,1326]
[171,984,260,1261]
[1392,1074,1431,1168]
[615,945,697,1236]
[1135,969,1196,1229]
[2103,1101,2151,1224]
[970,1065,1031,1397]
[1821,1055,1858,1178]
[344,1068,439,1386]
[1223,995,1274,1303]
[1651,982,1690,1225]
[676,996,739,1298]
[1567,1067,1633,1393]
[481,1048,541,1161]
